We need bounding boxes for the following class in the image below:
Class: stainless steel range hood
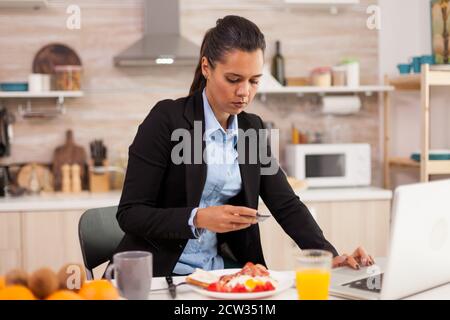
[114,0,199,66]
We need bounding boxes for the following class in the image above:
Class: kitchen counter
[295,187,392,202]
[0,187,392,212]
[0,191,122,212]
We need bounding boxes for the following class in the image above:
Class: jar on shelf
[331,65,347,86]
[54,65,82,91]
[311,67,332,87]
[341,58,360,87]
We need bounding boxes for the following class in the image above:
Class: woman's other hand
[195,205,258,233]
[332,246,375,270]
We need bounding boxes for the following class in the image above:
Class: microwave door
[305,153,348,188]
[305,154,346,178]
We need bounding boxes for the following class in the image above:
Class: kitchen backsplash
[0,0,381,185]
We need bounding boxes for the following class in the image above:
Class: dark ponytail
[189,15,266,96]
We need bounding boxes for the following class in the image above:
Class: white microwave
[285,144,371,188]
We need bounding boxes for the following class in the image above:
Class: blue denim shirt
[172,89,242,275]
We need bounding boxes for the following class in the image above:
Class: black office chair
[78,206,124,280]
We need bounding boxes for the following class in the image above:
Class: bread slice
[186,268,220,288]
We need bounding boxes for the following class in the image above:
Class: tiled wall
[0,0,382,186]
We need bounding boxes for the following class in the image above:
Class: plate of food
[185,262,293,300]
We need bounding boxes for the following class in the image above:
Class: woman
[114,15,374,277]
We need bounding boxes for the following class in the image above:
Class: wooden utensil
[52,130,87,191]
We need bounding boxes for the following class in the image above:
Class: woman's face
[202,49,264,116]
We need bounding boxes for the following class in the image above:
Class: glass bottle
[271,40,286,86]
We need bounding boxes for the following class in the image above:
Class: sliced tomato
[264,281,276,291]
[207,283,218,292]
[231,284,248,293]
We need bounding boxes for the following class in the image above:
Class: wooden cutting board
[32,43,82,74]
[52,129,87,191]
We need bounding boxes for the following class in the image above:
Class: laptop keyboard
[342,273,384,293]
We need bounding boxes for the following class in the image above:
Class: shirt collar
[202,89,238,143]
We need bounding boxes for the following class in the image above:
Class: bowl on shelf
[0,82,29,91]
[397,64,412,75]
[411,150,450,162]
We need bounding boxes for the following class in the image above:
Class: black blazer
[114,89,338,277]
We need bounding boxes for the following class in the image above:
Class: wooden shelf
[389,157,420,168]
[258,85,393,95]
[388,74,421,91]
[428,70,450,86]
[427,160,450,175]
[384,65,450,188]
[0,0,48,9]
[0,91,83,98]
[389,68,450,91]
[389,157,450,175]
[284,0,360,13]
[284,0,359,4]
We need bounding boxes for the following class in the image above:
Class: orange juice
[295,269,331,300]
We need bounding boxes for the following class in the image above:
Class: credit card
[256,212,271,222]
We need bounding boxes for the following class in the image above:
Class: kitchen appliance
[0,107,13,157]
[285,144,371,188]
[0,166,10,197]
[330,179,450,300]
[113,0,199,66]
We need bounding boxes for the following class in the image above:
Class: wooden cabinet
[1,196,390,274]
[259,199,391,271]
[0,208,105,275]
[21,210,85,272]
[0,212,22,274]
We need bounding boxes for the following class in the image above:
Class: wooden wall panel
[0,0,381,184]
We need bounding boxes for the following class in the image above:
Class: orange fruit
[78,280,119,300]
[46,290,84,300]
[0,276,5,290]
[0,285,36,300]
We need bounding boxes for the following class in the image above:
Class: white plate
[189,269,294,300]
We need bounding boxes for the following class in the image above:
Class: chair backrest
[78,206,124,279]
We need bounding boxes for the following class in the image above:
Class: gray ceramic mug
[105,251,152,300]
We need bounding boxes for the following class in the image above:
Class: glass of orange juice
[295,250,332,300]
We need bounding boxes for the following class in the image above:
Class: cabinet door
[0,212,22,274]
[308,201,391,258]
[258,204,297,271]
[21,210,85,272]
[259,200,391,271]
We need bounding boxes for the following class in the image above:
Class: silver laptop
[329,179,450,300]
